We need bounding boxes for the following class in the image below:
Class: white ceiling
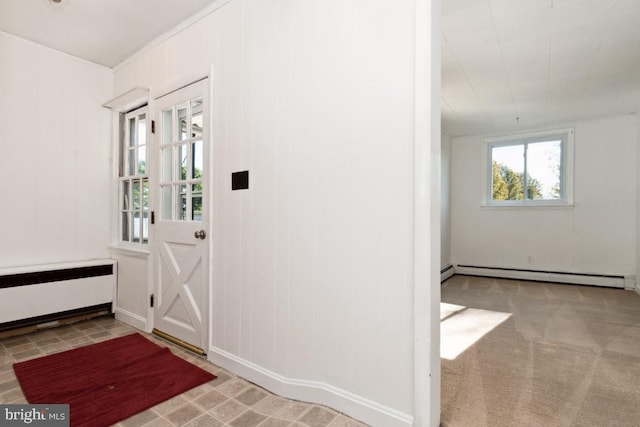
[442,0,640,136]
[0,0,218,68]
[1,0,638,137]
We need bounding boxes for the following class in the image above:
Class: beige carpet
[441,275,640,427]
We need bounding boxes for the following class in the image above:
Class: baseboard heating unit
[0,259,117,331]
[441,265,454,282]
[455,264,633,289]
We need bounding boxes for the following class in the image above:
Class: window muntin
[487,129,573,206]
[160,98,204,221]
[120,107,149,244]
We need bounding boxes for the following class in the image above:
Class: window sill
[108,245,150,259]
[481,203,575,210]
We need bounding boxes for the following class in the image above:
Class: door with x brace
[152,79,209,353]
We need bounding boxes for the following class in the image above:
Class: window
[486,129,573,206]
[120,107,149,244]
[159,98,204,221]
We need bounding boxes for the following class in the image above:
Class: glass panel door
[160,98,205,221]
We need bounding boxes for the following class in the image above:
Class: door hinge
[151,120,156,134]
[151,211,155,225]
[150,294,154,308]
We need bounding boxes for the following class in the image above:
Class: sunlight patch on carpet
[441,303,511,360]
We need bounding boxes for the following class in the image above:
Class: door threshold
[152,328,205,356]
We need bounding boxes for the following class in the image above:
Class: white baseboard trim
[440,265,454,282]
[208,346,413,427]
[114,307,147,331]
[455,265,626,288]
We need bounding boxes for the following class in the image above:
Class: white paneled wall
[451,115,637,277]
[111,251,149,331]
[0,31,113,268]
[114,0,418,424]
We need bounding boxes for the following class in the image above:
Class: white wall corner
[413,0,441,425]
[115,308,147,332]
[208,347,413,427]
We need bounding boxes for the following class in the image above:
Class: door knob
[194,230,206,240]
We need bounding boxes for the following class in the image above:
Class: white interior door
[153,79,209,353]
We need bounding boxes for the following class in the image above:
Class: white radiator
[0,259,117,324]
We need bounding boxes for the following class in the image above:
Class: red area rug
[13,333,215,427]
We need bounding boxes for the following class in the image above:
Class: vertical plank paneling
[0,34,38,267]
[250,0,279,371]
[35,49,65,261]
[285,0,319,380]
[74,61,113,259]
[0,32,113,269]
[350,0,389,402]
[151,42,169,95]
[113,61,133,96]
[313,0,358,390]
[378,1,415,412]
[166,30,189,86]
[211,5,228,351]
[239,0,255,361]
[273,0,294,376]
[134,51,152,91]
[187,19,208,79]
[61,61,79,261]
[113,0,419,417]
[224,0,245,357]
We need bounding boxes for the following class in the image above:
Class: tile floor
[0,316,368,427]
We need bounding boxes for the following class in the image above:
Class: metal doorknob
[194,230,206,240]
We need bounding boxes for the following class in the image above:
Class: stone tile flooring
[0,316,368,427]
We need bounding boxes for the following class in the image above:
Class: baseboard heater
[455,264,630,289]
[0,304,112,334]
[441,265,454,282]
[0,259,117,330]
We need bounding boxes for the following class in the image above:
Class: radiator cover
[0,259,116,324]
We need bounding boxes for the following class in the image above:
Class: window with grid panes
[120,106,149,244]
[160,98,204,221]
